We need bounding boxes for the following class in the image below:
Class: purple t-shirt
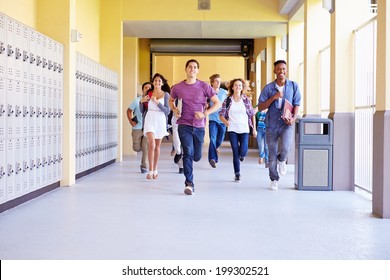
[171,80,216,128]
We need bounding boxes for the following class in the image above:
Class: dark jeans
[208,121,226,162]
[178,125,205,185]
[228,131,249,176]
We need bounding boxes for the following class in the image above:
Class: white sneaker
[278,160,287,176]
[269,180,278,191]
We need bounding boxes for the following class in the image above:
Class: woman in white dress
[140,73,170,179]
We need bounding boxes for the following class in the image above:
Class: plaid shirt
[219,94,255,129]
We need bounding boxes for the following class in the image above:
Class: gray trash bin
[294,118,333,191]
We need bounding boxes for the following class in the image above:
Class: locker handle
[7,105,14,116]
[36,55,42,66]
[0,104,5,116]
[23,161,29,172]
[23,106,29,117]
[23,50,29,62]
[7,164,14,176]
[0,42,5,54]
[30,160,35,170]
[15,48,22,60]
[30,53,36,64]
[7,45,14,57]
[0,167,5,178]
[15,163,22,174]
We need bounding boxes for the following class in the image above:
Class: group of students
[127,59,301,194]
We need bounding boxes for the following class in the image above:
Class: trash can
[294,118,333,191]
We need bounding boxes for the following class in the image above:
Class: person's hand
[252,130,257,137]
[274,91,283,99]
[284,117,296,126]
[141,95,150,103]
[173,108,181,119]
[195,111,206,120]
[130,120,137,127]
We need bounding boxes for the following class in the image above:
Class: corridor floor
[1,143,389,260]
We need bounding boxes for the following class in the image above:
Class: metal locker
[41,135,47,186]
[29,83,36,136]
[29,29,36,84]
[52,88,57,134]
[14,22,23,82]
[41,85,47,135]
[14,137,22,197]
[46,134,53,184]
[0,77,5,139]
[6,138,15,200]
[57,133,62,181]
[35,84,42,136]
[6,78,15,138]
[52,134,58,180]
[41,36,48,87]
[21,136,29,194]
[22,81,29,137]
[34,135,42,189]
[0,14,6,79]
[5,17,15,81]
[21,25,30,83]
[14,79,22,137]
[47,87,53,135]
[35,33,43,86]
[28,136,35,190]
[0,138,6,203]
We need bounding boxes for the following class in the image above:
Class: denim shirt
[258,79,301,131]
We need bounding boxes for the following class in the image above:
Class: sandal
[146,171,153,179]
[152,170,158,179]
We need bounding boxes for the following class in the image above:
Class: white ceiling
[123,20,289,39]
[122,1,304,39]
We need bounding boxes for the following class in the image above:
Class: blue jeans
[208,121,226,162]
[228,131,249,176]
[266,125,293,181]
[178,125,205,185]
[256,127,268,162]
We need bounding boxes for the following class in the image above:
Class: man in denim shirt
[258,60,301,191]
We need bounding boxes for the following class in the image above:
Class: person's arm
[154,92,170,116]
[219,99,229,127]
[169,96,181,118]
[195,95,221,119]
[126,108,136,127]
[258,91,281,112]
[285,105,300,126]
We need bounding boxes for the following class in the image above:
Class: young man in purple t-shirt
[169,59,221,195]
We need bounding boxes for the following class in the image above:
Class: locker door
[0,14,6,79]
[47,87,53,135]
[14,80,22,137]
[22,26,29,83]
[41,85,47,136]
[41,135,47,186]
[22,81,29,137]
[0,77,5,139]
[5,17,15,80]
[6,78,15,138]
[41,36,48,87]
[29,29,36,84]
[14,22,23,82]
[29,83,36,136]
[22,136,29,194]
[0,139,6,203]
[35,135,42,189]
[28,136,35,190]
[46,134,53,184]
[57,134,62,180]
[6,138,15,200]
[35,84,42,136]
[14,137,22,197]
[52,134,58,181]
[52,88,57,135]
[35,33,42,86]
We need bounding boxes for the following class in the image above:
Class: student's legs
[228,131,240,175]
[266,130,280,181]
[208,121,218,162]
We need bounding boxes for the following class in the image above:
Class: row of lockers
[0,135,63,203]
[0,12,64,206]
[75,53,118,174]
[0,13,63,87]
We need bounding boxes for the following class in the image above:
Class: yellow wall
[0,0,36,28]
[76,0,100,60]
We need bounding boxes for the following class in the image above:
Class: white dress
[143,97,169,139]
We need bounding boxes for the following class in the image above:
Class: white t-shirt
[227,99,249,133]
[275,84,285,109]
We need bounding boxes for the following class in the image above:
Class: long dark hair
[151,73,171,93]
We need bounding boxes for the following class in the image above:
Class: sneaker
[278,160,287,176]
[269,180,278,191]
[184,182,195,195]
[209,159,217,168]
[239,157,245,162]
[179,168,184,174]
[234,175,241,183]
[174,153,182,164]
[140,166,148,173]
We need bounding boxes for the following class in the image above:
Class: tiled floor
[0,142,389,260]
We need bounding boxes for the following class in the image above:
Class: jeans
[256,127,268,162]
[178,125,205,185]
[208,121,226,162]
[266,125,293,181]
[228,131,249,176]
